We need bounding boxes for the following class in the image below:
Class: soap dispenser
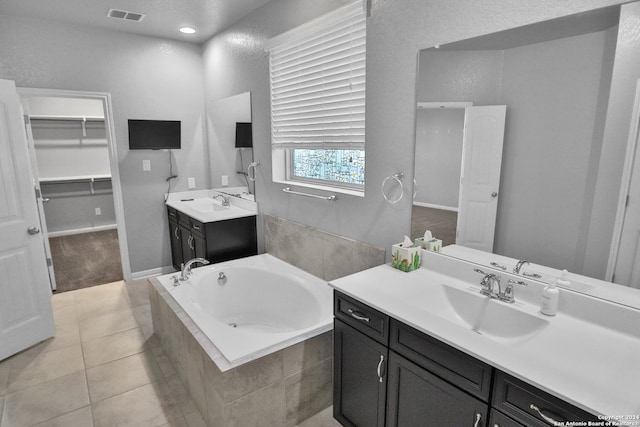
[541,270,566,316]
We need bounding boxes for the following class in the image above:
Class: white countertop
[165,190,257,223]
[329,253,640,418]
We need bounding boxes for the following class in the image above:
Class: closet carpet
[49,229,123,293]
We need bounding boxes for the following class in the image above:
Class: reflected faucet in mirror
[412,2,640,297]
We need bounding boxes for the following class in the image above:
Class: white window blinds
[266,2,366,150]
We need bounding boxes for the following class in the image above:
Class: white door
[21,99,57,291]
[0,79,55,361]
[611,120,640,289]
[456,105,506,252]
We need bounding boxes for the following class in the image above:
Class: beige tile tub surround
[263,213,386,281]
[149,279,333,427]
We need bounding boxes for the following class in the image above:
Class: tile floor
[0,279,341,427]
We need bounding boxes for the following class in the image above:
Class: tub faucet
[213,194,230,207]
[180,257,210,281]
[513,260,529,274]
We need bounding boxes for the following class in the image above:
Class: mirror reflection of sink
[434,285,549,342]
[186,199,229,214]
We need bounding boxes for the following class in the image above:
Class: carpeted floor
[411,205,458,246]
[49,229,123,293]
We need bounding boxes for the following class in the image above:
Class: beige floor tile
[79,308,138,342]
[0,359,10,396]
[3,371,89,426]
[51,291,76,312]
[86,351,163,403]
[7,343,85,393]
[75,293,132,322]
[82,327,147,368]
[91,382,182,427]
[184,410,208,427]
[32,405,94,427]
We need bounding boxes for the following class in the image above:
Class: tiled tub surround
[263,213,386,281]
[148,264,334,426]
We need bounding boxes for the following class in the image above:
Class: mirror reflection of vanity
[412,2,640,305]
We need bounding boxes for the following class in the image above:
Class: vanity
[330,251,640,427]
[165,189,257,269]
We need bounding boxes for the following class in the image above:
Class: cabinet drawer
[167,206,178,220]
[489,409,525,427]
[334,291,389,345]
[189,217,205,235]
[390,319,492,402]
[492,371,597,427]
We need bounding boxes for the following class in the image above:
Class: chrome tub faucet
[180,257,210,281]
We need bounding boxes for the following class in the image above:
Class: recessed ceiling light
[179,26,196,35]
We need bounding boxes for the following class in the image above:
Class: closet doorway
[19,89,131,292]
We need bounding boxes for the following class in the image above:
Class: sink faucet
[213,194,230,207]
[180,257,210,281]
[474,268,527,303]
[475,268,502,299]
[513,260,529,274]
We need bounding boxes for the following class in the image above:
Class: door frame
[18,87,132,282]
[606,79,640,282]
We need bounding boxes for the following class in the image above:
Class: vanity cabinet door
[334,320,387,427]
[168,217,183,270]
[386,351,488,427]
[180,224,196,262]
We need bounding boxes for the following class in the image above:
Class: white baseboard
[413,201,458,212]
[47,224,117,238]
[131,265,176,281]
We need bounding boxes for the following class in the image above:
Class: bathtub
[155,253,333,365]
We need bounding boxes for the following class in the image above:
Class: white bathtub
[156,254,333,365]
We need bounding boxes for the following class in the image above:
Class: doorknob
[491,192,498,198]
[27,226,40,235]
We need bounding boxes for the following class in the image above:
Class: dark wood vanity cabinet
[167,206,257,270]
[333,290,599,427]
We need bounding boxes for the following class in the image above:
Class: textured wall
[203,0,626,265]
[0,15,207,273]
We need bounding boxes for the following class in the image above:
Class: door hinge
[23,114,30,125]
[626,195,630,207]
[34,187,41,199]
[46,258,52,267]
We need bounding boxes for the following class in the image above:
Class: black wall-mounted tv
[128,119,181,150]
[235,122,253,148]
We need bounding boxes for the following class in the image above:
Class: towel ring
[247,161,260,182]
[382,172,405,204]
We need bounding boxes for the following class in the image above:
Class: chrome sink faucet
[213,194,230,207]
[180,257,210,281]
[513,260,529,274]
[474,268,527,303]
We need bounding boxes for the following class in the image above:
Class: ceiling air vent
[107,9,146,22]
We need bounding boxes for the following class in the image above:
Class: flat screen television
[235,122,253,148]
[128,119,181,150]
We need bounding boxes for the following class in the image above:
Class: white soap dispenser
[541,270,566,316]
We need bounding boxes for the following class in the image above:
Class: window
[267,2,367,195]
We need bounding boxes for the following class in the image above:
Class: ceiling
[0,0,272,44]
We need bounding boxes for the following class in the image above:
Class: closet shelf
[29,115,104,122]
[39,175,111,184]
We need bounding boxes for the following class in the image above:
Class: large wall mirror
[208,91,256,199]
[413,2,640,303]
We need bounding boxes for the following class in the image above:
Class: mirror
[412,3,640,302]
[208,91,255,200]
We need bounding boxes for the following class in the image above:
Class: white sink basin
[186,199,229,214]
[412,283,549,342]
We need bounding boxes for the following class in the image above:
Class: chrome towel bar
[282,187,337,201]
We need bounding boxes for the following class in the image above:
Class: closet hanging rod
[29,115,105,122]
[282,187,337,201]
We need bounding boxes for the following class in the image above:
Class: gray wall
[414,108,464,208]
[0,15,207,273]
[2,0,632,275]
